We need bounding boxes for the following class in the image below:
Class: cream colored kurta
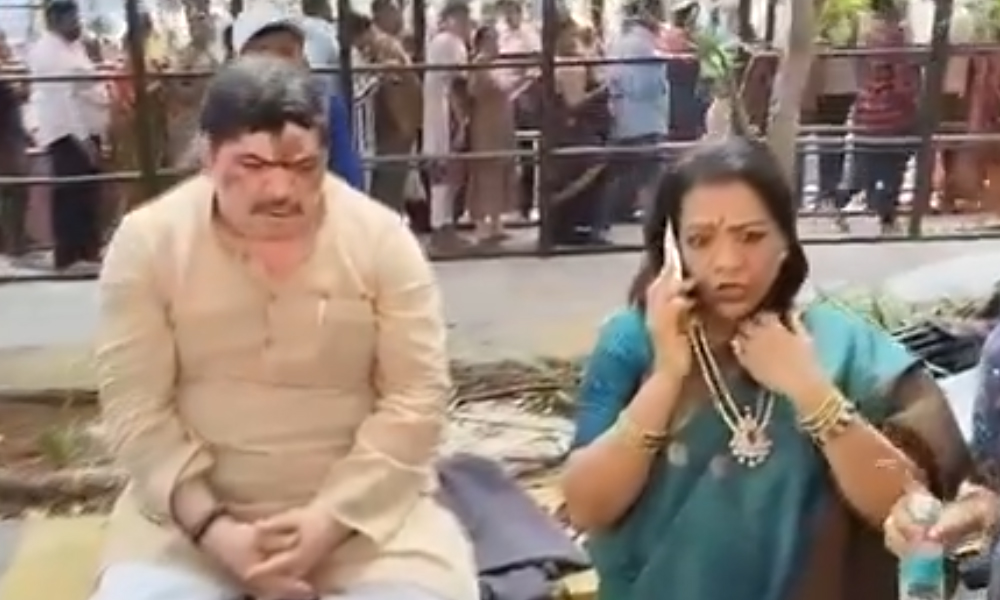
[95,175,477,600]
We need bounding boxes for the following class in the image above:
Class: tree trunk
[765,0,822,185]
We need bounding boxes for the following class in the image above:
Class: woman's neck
[697,311,738,351]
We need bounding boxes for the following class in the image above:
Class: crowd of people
[0,0,999,267]
[404,0,1000,245]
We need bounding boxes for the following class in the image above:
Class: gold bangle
[799,391,858,445]
[611,412,667,454]
[799,391,841,429]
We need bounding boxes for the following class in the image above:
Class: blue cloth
[972,325,1000,483]
[572,303,919,600]
[605,23,670,140]
[295,15,362,190]
[327,92,364,190]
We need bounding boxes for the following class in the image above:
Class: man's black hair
[622,0,662,20]
[44,0,78,21]
[344,11,374,42]
[440,0,470,20]
[199,55,328,147]
[371,0,397,14]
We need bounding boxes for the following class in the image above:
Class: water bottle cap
[907,493,943,524]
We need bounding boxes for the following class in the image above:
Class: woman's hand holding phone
[645,264,696,382]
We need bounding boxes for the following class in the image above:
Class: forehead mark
[228,127,319,163]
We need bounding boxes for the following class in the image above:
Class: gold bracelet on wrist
[799,390,858,445]
[611,412,667,455]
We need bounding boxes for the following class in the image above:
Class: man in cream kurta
[92,55,476,600]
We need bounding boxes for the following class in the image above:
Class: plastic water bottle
[899,493,946,600]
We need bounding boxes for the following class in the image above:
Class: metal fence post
[123,0,158,204]
[413,0,427,66]
[535,0,559,255]
[764,0,778,46]
[908,0,954,237]
[336,0,355,134]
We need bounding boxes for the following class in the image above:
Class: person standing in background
[466,25,519,245]
[373,0,405,37]
[798,0,858,229]
[853,0,920,235]
[599,0,669,241]
[661,0,705,143]
[298,0,366,191]
[300,0,340,96]
[351,2,422,213]
[496,0,541,222]
[28,0,109,272]
[422,0,472,252]
[165,10,219,170]
[0,59,32,259]
[910,0,976,213]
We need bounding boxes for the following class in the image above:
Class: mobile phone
[663,217,686,281]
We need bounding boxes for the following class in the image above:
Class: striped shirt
[854,17,920,134]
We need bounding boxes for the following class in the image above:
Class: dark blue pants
[796,93,856,208]
[796,145,852,208]
[855,140,914,225]
[597,133,667,232]
[48,135,102,268]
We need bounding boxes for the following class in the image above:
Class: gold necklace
[691,323,775,467]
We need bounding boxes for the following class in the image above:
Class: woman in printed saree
[561,138,987,600]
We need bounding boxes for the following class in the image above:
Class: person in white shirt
[27,0,109,271]
[422,0,472,252]
[495,0,540,88]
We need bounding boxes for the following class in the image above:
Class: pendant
[728,415,772,467]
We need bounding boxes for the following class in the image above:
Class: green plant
[691,29,754,134]
[818,0,867,45]
[968,0,1000,41]
[32,394,89,470]
[810,287,986,332]
[35,425,85,469]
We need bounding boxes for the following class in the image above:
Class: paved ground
[3,238,1000,393]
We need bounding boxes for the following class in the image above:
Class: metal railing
[1,0,999,279]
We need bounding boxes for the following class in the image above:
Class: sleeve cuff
[140,442,213,522]
[311,441,431,547]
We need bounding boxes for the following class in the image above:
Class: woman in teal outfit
[561,139,978,600]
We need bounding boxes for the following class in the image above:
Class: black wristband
[189,506,228,546]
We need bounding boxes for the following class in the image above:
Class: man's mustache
[251,200,303,215]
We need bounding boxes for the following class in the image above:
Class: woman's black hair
[627,138,809,314]
[473,24,495,50]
